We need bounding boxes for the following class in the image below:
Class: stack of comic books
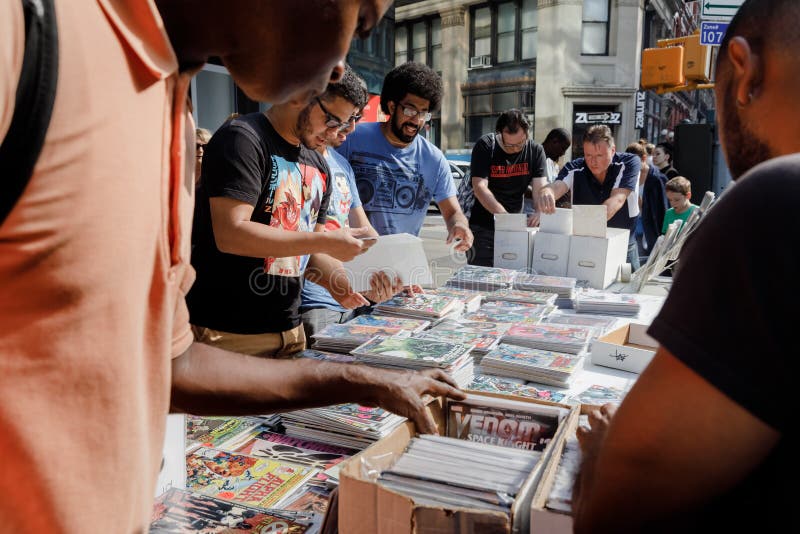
[295,348,358,364]
[423,286,485,313]
[444,265,518,292]
[185,447,318,509]
[463,301,555,324]
[571,384,630,407]
[374,293,464,321]
[484,289,558,307]
[545,432,583,514]
[413,319,512,359]
[311,323,413,353]
[501,323,593,354]
[150,488,313,533]
[350,335,475,387]
[573,291,641,316]
[513,273,577,299]
[377,434,543,514]
[185,415,274,454]
[280,403,407,450]
[466,375,568,404]
[541,313,619,338]
[346,314,431,332]
[480,344,585,387]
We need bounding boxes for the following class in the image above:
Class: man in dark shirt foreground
[573,1,797,531]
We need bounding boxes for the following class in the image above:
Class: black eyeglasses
[316,97,352,131]
[397,102,432,123]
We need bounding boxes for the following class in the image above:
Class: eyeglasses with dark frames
[316,97,352,131]
[397,102,432,123]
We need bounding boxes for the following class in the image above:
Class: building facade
[396,0,714,156]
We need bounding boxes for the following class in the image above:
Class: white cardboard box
[591,324,658,373]
[539,207,573,235]
[567,227,629,289]
[531,232,571,276]
[495,213,528,231]
[495,228,537,270]
[572,205,607,238]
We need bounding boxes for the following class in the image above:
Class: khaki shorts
[191,324,306,358]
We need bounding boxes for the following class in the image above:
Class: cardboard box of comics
[591,323,658,373]
[529,408,582,534]
[338,392,578,534]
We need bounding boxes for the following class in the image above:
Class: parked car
[429,162,470,213]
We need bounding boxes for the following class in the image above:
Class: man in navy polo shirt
[537,125,640,268]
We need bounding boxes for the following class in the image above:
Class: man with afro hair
[337,62,473,251]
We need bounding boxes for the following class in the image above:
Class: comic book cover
[447,265,517,284]
[543,313,619,330]
[514,274,576,290]
[446,398,561,451]
[186,416,264,453]
[482,344,582,373]
[504,324,592,344]
[346,314,431,332]
[237,430,356,456]
[280,486,332,515]
[415,320,511,352]
[572,384,628,406]
[351,335,472,367]
[466,375,567,403]
[235,431,352,477]
[150,487,309,533]
[311,323,409,340]
[186,448,316,509]
[375,293,462,317]
[486,289,558,306]
[463,309,542,325]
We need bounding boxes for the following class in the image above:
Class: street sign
[701,0,742,21]
[574,111,622,125]
[700,21,729,46]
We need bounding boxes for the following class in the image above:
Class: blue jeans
[627,239,641,272]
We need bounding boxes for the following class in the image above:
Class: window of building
[470,1,538,65]
[395,26,408,66]
[463,89,533,144]
[395,16,442,73]
[412,21,427,64]
[521,0,538,60]
[581,0,610,55]
[496,3,516,63]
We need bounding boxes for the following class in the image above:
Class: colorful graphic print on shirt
[262,156,326,277]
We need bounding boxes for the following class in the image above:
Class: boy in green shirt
[662,176,698,233]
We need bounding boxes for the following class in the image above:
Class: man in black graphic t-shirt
[572,1,797,531]
[467,109,546,266]
[189,70,373,356]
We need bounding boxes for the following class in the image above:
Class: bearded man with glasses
[337,62,473,252]
[466,109,547,267]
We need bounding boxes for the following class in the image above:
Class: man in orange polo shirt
[0,1,463,532]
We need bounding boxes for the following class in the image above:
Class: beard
[390,113,419,144]
[296,105,320,149]
[721,86,772,180]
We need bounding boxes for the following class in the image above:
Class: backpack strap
[0,0,59,227]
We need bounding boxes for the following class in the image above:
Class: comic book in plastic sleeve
[445,394,566,451]
[186,448,317,509]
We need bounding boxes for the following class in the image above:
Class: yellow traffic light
[641,46,685,89]
[683,34,712,82]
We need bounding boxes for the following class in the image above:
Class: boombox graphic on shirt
[350,151,432,215]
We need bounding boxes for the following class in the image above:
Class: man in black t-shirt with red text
[467,109,546,266]
[572,1,797,531]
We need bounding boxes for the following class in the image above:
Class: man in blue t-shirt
[538,124,640,267]
[337,62,473,251]
[301,103,403,338]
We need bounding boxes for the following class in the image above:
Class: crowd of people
[0,0,793,531]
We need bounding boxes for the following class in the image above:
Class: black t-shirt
[647,155,797,531]
[188,113,331,334]
[468,133,546,229]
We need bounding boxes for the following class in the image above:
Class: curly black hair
[323,64,369,109]
[380,62,442,114]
